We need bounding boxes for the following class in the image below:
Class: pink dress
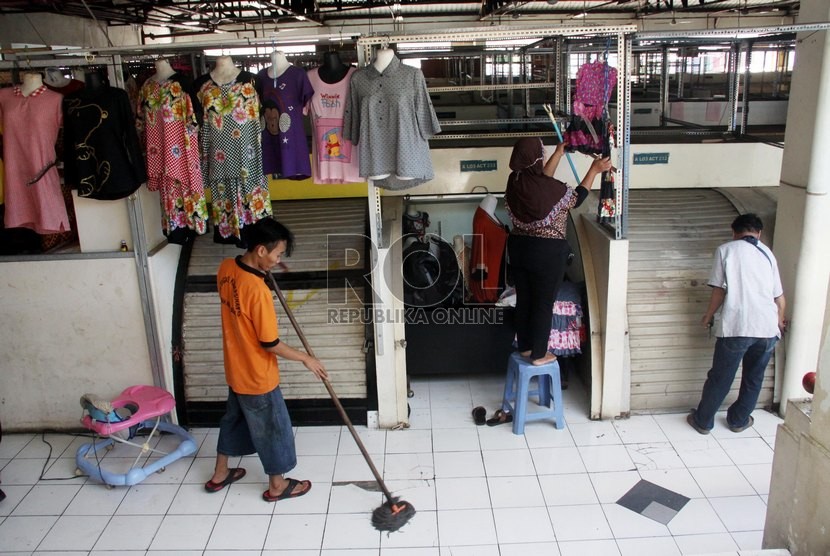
[0,85,69,233]
[306,67,361,184]
[137,75,208,243]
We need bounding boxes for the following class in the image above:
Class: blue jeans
[693,336,778,431]
[217,386,297,476]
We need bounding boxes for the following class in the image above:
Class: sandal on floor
[486,409,513,426]
[204,467,247,493]
[472,406,487,426]
[263,478,312,502]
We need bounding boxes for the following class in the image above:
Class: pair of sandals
[472,407,513,426]
[204,467,312,502]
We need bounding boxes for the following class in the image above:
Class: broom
[265,270,416,533]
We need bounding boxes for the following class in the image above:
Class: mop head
[371,497,416,532]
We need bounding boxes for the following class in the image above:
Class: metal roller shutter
[627,189,775,411]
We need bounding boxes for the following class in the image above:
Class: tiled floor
[0,373,783,555]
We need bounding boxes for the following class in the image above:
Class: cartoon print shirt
[256,65,314,179]
[306,66,361,184]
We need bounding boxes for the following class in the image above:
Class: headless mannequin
[43,68,70,89]
[20,72,44,96]
[84,70,107,91]
[318,51,349,84]
[373,48,395,73]
[479,194,500,222]
[267,50,291,79]
[153,58,176,82]
[211,55,241,84]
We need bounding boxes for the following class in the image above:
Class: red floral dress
[137,74,208,243]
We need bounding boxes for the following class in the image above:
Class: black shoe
[728,415,754,433]
[686,410,711,435]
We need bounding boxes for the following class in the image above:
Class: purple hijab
[504,137,568,223]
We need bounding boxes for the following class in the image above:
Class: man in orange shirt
[204,217,328,502]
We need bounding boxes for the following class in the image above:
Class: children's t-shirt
[306,67,361,184]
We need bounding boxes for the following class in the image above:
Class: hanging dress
[193,71,271,245]
[138,73,208,244]
[256,65,314,179]
[0,85,69,234]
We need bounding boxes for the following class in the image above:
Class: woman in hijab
[505,137,611,366]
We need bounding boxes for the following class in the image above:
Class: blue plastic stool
[501,352,566,435]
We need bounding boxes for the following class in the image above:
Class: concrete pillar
[773,0,830,415]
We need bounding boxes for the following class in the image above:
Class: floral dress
[137,73,208,244]
[193,71,271,245]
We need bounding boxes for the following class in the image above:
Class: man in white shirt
[688,213,786,434]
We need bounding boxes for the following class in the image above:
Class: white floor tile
[439,544,500,556]
[616,536,681,556]
[557,539,621,556]
[206,551,261,556]
[0,485,30,516]
[207,514,271,550]
[147,551,204,556]
[264,513,327,550]
[338,428,387,455]
[63,483,127,516]
[408,408,433,430]
[667,498,727,536]
[168,482,227,515]
[626,442,686,471]
[380,509,439,549]
[531,446,586,475]
[672,532,738,554]
[731,529,764,550]
[548,504,613,541]
[294,429,342,456]
[739,463,773,496]
[748,409,784,437]
[334,454,385,482]
[488,475,545,508]
[385,479,437,512]
[321,512,380,549]
[328,482,383,514]
[436,508,497,546]
[273,480,332,514]
[689,465,756,498]
[0,434,35,459]
[40,456,89,484]
[588,471,641,503]
[149,514,216,550]
[708,495,768,532]
[523,423,575,448]
[430,406,475,429]
[601,502,672,538]
[182,456,218,484]
[639,468,705,499]
[569,421,623,446]
[293,454,337,483]
[435,477,491,510]
[499,541,561,556]
[36,514,110,551]
[114,483,178,515]
[482,448,534,476]
[94,514,163,550]
[0,515,58,551]
[433,451,485,478]
[477,425,530,451]
[672,438,734,468]
[16,433,75,460]
[382,549,440,556]
[0,458,49,484]
[383,452,434,481]
[717,437,775,465]
[219,481,276,514]
[432,428,480,453]
[493,506,555,544]
[11,484,81,516]
[578,445,636,473]
[614,415,670,444]
[386,429,434,454]
[319,550,377,556]
[540,473,598,506]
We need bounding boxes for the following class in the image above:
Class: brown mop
[266,271,416,533]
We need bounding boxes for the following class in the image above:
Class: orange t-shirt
[217,257,280,395]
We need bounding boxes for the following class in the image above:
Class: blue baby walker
[76,385,197,487]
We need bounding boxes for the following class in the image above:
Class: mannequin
[479,194,500,222]
[373,47,395,73]
[152,58,176,82]
[211,55,241,84]
[267,50,291,79]
[43,68,70,89]
[20,72,44,96]
[318,50,349,84]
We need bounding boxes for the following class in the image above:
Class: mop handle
[550,116,582,185]
[266,271,396,503]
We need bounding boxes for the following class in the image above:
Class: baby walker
[75,385,197,487]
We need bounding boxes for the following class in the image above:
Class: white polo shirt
[709,238,783,338]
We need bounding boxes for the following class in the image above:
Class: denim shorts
[217,386,297,476]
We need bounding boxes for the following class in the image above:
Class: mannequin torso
[267,51,291,78]
[20,72,44,96]
[153,59,176,82]
[211,56,241,84]
[318,51,350,84]
[479,194,500,222]
[373,48,394,73]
